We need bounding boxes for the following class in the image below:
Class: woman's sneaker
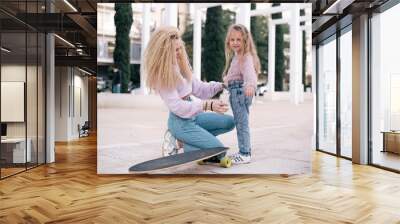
[177,140,184,149]
[229,153,251,164]
[162,130,181,157]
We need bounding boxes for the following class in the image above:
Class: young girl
[143,26,235,165]
[222,24,261,164]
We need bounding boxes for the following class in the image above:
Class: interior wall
[55,66,70,141]
[76,71,89,138]
[55,66,89,141]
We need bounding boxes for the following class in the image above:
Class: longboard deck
[129,147,229,173]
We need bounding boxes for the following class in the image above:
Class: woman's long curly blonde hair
[222,24,261,77]
[143,26,192,91]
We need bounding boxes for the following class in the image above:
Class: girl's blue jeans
[228,80,253,156]
[168,111,235,159]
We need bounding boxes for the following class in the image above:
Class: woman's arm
[159,88,203,119]
[191,77,224,100]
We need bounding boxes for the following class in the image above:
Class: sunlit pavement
[98,92,313,174]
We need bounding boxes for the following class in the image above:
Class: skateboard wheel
[197,160,206,165]
[219,157,231,168]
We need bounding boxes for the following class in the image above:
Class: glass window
[340,28,352,158]
[130,42,141,62]
[97,37,108,59]
[27,30,38,170]
[1,31,28,178]
[318,35,337,154]
[371,3,400,171]
[38,32,45,165]
[0,0,46,179]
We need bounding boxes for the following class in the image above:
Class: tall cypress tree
[202,6,225,82]
[130,64,140,89]
[271,3,286,91]
[222,9,235,30]
[181,22,194,65]
[250,3,268,78]
[275,24,285,91]
[300,4,306,85]
[302,30,306,91]
[113,3,133,93]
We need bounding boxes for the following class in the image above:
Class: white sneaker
[229,153,251,164]
[162,130,181,157]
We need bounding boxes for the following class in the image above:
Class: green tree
[302,30,307,91]
[275,24,285,91]
[222,9,235,30]
[113,3,133,93]
[182,8,233,80]
[202,6,225,82]
[181,22,194,65]
[130,64,140,89]
[271,4,286,91]
[250,3,268,79]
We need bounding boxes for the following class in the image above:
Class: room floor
[1,134,400,223]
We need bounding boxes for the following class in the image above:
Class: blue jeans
[168,112,235,159]
[228,80,253,156]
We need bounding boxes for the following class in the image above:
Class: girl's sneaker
[229,153,251,164]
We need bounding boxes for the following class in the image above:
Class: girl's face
[229,29,244,54]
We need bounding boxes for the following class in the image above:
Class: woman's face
[174,39,183,60]
[229,29,244,54]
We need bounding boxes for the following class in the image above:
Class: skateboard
[129,147,231,173]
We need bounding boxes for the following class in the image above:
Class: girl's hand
[245,86,254,97]
[222,76,228,88]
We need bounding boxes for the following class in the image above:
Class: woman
[143,26,234,164]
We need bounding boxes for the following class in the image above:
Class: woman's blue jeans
[228,80,253,156]
[168,111,235,159]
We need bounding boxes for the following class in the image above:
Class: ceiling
[310,0,390,43]
[0,0,97,74]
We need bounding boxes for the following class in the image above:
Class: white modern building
[97,3,313,103]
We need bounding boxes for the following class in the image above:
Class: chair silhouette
[79,121,90,138]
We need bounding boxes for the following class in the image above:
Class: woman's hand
[245,86,255,97]
[212,100,229,113]
[203,100,229,114]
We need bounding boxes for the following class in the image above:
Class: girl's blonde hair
[222,24,261,77]
[144,26,192,91]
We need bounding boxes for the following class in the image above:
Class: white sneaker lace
[230,154,242,163]
[230,153,250,163]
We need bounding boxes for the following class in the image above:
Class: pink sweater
[158,76,224,119]
[224,53,257,89]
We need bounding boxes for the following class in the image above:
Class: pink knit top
[224,53,257,89]
[158,74,223,119]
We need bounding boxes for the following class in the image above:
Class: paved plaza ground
[98,91,314,174]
